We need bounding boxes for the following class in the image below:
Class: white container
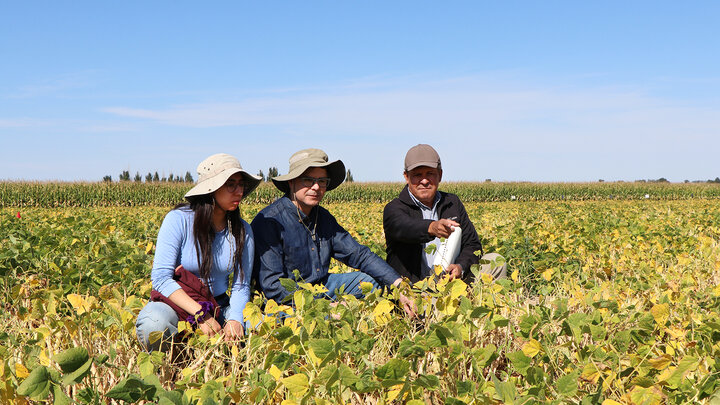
[433,226,462,271]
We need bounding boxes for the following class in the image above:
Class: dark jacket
[383,185,483,283]
[252,196,401,303]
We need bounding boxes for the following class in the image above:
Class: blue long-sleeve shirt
[151,207,253,324]
[251,196,401,303]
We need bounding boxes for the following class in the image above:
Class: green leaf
[475,344,498,367]
[506,350,531,376]
[375,358,410,381]
[105,375,158,402]
[309,338,334,360]
[52,384,72,405]
[556,371,578,396]
[415,374,439,390]
[279,278,298,293]
[53,347,89,374]
[338,364,360,386]
[157,390,185,405]
[315,365,339,388]
[273,326,294,341]
[61,356,93,386]
[17,366,51,400]
[491,374,516,404]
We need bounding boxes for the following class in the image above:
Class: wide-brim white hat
[184,153,261,198]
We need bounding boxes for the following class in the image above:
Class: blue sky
[1,1,719,182]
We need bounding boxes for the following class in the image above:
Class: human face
[213,173,244,213]
[290,167,328,215]
[404,166,442,207]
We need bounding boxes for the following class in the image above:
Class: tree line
[104,168,355,183]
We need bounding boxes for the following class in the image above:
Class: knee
[480,253,508,279]
[135,302,179,351]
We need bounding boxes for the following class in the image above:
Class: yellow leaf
[651,303,669,325]
[511,269,519,282]
[145,241,154,254]
[448,279,468,300]
[67,293,91,315]
[522,339,543,358]
[231,344,239,360]
[15,363,29,379]
[373,299,394,326]
[480,273,494,284]
[649,355,672,371]
[386,385,403,402]
[542,268,554,281]
[269,364,283,381]
[243,302,264,328]
[281,400,298,405]
[281,373,309,397]
[602,400,623,405]
[38,349,50,367]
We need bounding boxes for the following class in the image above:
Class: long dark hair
[174,193,246,286]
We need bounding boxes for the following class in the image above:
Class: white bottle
[433,226,462,271]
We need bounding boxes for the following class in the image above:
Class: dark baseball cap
[404,144,442,172]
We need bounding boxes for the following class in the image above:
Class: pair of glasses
[299,177,330,188]
[224,181,245,193]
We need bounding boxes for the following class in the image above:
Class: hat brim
[185,169,262,199]
[271,159,346,194]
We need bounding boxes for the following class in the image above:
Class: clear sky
[1,1,719,182]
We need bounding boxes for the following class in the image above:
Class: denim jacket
[251,196,401,303]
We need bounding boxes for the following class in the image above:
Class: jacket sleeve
[454,199,483,274]
[328,215,401,287]
[251,213,291,304]
[383,199,435,244]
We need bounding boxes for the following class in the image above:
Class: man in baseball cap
[383,144,506,283]
[252,148,416,316]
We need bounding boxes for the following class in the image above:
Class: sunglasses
[299,176,331,189]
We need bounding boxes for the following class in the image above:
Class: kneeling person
[383,144,507,283]
[252,148,415,315]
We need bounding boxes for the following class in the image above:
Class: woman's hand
[223,320,245,341]
[198,316,223,336]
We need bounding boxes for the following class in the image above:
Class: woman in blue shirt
[136,153,261,351]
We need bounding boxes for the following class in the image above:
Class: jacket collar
[399,184,448,209]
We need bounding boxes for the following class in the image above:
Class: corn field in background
[2,181,720,207]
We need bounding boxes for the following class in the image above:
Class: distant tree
[184,171,194,183]
[103,175,112,182]
[257,170,265,182]
[657,177,668,183]
[134,172,142,182]
[168,173,173,183]
[153,172,160,182]
[485,179,492,182]
[119,170,130,181]
[715,177,720,184]
[268,167,279,179]
[145,173,153,182]
[346,169,354,183]
[598,179,605,183]
[684,179,689,183]
[161,176,167,182]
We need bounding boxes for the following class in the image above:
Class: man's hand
[398,293,417,318]
[392,277,418,318]
[198,316,222,337]
[445,264,463,280]
[223,320,245,341]
[428,219,460,238]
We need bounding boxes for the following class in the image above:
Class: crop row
[2,181,720,207]
[2,201,720,403]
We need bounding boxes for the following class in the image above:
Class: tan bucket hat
[184,153,261,198]
[271,148,346,194]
